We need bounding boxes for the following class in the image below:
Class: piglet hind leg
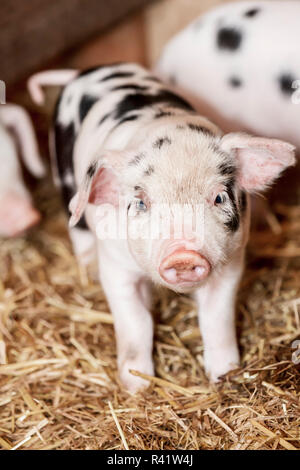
[99,249,154,394]
[194,252,244,383]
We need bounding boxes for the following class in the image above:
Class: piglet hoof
[204,347,240,383]
[119,356,154,394]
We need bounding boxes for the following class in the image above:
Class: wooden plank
[0,0,153,85]
[69,13,147,70]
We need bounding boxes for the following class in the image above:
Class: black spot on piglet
[144,165,154,176]
[53,118,88,230]
[188,123,213,136]
[129,154,145,166]
[218,162,236,177]
[229,76,243,88]
[244,8,260,18]
[155,110,174,119]
[98,112,111,126]
[79,94,98,122]
[217,27,242,51]
[153,137,171,149]
[111,84,148,92]
[101,71,134,82]
[224,178,240,232]
[239,191,247,214]
[87,161,97,178]
[118,114,139,126]
[278,73,296,96]
[115,90,193,121]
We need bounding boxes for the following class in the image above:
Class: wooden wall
[0,0,153,85]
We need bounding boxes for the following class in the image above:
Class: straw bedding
[0,146,299,450]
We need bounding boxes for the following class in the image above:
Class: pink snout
[159,249,210,285]
[0,193,40,237]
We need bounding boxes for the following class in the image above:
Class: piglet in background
[29,64,295,392]
[156,1,300,151]
[0,104,45,237]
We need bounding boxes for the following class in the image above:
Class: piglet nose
[159,249,210,285]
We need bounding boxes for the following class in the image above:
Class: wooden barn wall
[0,0,153,85]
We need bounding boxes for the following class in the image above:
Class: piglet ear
[220,133,296,192]
[69,151,124,228]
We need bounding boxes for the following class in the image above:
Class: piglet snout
[159,249,210,285]
[0,193,40,237]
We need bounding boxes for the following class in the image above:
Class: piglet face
[123,129,245,291]
[127,131,295,291]
[69,124,295,293]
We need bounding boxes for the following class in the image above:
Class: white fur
[98,238,154,393]
[156,1,300,149]
[194,250,245,381]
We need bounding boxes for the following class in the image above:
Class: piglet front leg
[98,245,154,393]
[195,252,244,382]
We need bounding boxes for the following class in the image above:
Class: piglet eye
[214,192,227,205]
[136,199,147,212]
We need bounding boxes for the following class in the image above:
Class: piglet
[156,1,300,150]
[29,64,295,392]
[0,104,45,237]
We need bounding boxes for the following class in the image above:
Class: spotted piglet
[29,64,295,392]
[156,1,300,149]
[0,104,44,237]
